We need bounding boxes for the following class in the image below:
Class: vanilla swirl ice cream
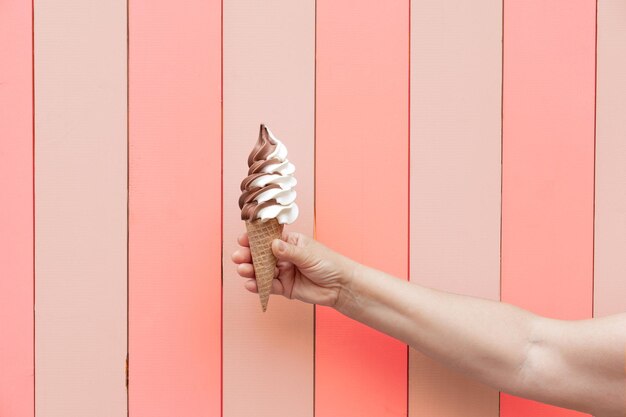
[239,124,299,224]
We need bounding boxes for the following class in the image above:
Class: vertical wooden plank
[128,0,222,416]
[409,1,501,416]
[501,0,595,415]
[34,0,127,415]
[222,0,314,415]
[595,0,626,318]
[315,1,409,416]
[0,1,33,415]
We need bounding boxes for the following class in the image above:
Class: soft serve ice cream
[239,124,299,224]
[240,124,298,312]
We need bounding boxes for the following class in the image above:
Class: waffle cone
[245,218,284,312]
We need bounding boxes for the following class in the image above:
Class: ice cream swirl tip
[239,124,299,224]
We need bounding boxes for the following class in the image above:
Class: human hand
[231,231,357,307]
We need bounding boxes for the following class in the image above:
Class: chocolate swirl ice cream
[239,124,299,224]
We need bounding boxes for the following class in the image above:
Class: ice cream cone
[245,218,284,312]
[240,124,298,312]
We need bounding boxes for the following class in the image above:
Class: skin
[232,231,626,417]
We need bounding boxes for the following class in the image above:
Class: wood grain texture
[409,1,501,415]
[128,0,222,415]
[595,0,626,318]
[222,0,315,415]
[315,1,409,416]
[0,1,33,415]
[501,0,596,415]
[34,1,127,415]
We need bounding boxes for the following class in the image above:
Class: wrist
[333,258,364,315]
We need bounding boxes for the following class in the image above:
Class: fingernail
[276,240,286,253]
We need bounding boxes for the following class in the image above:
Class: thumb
[272,239,308,266]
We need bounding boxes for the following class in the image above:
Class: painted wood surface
[501,0,596,415]
[2,1,626,415]
[128,0,222,416]
[222,0,315,415]
[34,1,128,415]
[315,1,409,416]
[409,0,502,415]
[0,1,33,415]
[595,0,626,318]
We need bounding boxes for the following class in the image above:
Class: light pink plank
[34,1,127,415]
[222,1,315,415]
[315,1,409,415]
[501,0,596,415]
[128,0,222,415]
[409,0,502,415]
[0,0,33,415]
[595,0,626,318]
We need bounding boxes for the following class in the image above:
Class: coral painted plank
[0,1,33,415]
[128,0,222,416]
[595,0,626,318]
[34,0,127,415]
[315,1,409,416]
[409,1,501,416]
[501,0,595,415]
[222,0,314,415]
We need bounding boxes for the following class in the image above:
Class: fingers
[243,275,284,296]
[237,263,255,278]
[271,238,310,266]
[236,231,289,299]
[244,279,257,292]
[232,234,251,269]
[241,230,309,248]
[236,264,279,279]
[283,230,311,246]
[231,247,251,264]
[237,232,249,247]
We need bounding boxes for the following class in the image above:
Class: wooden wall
[1,0,624,416]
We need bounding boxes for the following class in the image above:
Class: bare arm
[232,232,626,416]
[338,263,626,417]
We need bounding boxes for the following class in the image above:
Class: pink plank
[34,0,127,415]
[409,0,501,415]
[0,0,33,415]
[595,0,626,318]
[501,0,596,415]
[128,0,221,415]
[222,0,314,415]
[315,1,409,415]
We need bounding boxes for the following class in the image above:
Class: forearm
[335,262,540,394]
[335,262,626,415]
